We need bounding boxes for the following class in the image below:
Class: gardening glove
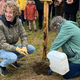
[16,47,28,56]
[21,47,28,56]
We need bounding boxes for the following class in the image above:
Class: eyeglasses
[53,26,57,29]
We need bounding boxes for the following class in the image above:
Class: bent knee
[9,54,17,62]
[27,45,35,54]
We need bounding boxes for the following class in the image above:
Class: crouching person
[0,2,35,76]
[49,16,80,79]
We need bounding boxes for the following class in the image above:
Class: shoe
[34,30,37,32]
[29,29,32,32]
[11,62,20,68]
[0,66,8,76]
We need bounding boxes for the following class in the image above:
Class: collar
[0,15,16,27]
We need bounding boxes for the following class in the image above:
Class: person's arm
[18,19,28,47]
[49,24,73,52]
[0,25,16,52]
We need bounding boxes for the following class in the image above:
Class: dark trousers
[20,10,24,24]
[48,4,55,29]
[20,10,29,25]
[49,3,55,19]
[65,12,76,22]
[63,62,80,79]
[38,9,43,29]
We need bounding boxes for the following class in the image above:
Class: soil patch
[32,61,50,75]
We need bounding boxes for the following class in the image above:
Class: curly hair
[2,2,21,18]
[50,16,66,30]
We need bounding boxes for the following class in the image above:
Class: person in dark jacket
[63,0,79,22]
[49,0,55,19]
[34,0,43,30]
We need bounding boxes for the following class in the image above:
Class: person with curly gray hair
[49,16,80,79]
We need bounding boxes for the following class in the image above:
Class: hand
[35,17,37,20]
[66,0,73,4]
[16,47,28,56]
[24,17,26,20]
[21,47,28,56]
[71,0,74,4]
[54,1,60,7]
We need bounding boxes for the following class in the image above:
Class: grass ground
[0,15,80,80]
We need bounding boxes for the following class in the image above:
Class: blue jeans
[0,44,35,67]
[63,62,80,79]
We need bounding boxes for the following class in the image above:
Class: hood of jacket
[0,15,16,27]
[58,21,79,33]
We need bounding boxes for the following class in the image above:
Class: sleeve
[24,6,27,18]
[49,24,73,52]
[0,25,16,52]
[34,5,37,17]
[18,19,28,47]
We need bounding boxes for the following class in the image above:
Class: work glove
[16,47,28,56]
[21,47,28,56]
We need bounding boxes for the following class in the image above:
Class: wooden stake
[40,0,52,59]
[42,1,48,59]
